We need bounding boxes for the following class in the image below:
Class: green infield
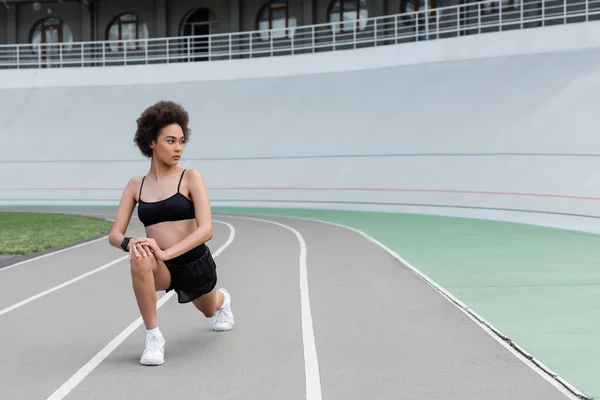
[0,212,113,255]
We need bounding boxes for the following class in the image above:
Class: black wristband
[120,237,131,252]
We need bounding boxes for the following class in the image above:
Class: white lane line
[0,235,109,273]
[320,221,582,400]
[0,215,226,317]
[45,220,236,400]
[222,214,322,400]
[0,255,128,317]
[0,217,132,316]
[217,212,582,400]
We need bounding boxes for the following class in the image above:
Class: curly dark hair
[134,101,191,158]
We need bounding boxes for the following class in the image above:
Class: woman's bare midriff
[144,219,198,251]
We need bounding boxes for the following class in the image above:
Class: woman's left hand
[135,237,168,261]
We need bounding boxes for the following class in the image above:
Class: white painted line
[223,215,322,400]
[0,255,128,317]
[321,221,582,400]
[45,220,236,400]
[217,212,583,400]
[0,235,109,273]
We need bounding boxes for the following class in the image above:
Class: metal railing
[1,0,599,69]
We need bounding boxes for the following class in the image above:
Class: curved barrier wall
[2,22,600,233]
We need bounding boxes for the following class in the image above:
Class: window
[257,0,297,41]
[107,13,149,52]
[180,8,219,60]
[181,8,218,37]
[401,0,437,14]
[483,0,519,13]
[328,0,369,33]
[400,0,437,24]
[30,17,74,54]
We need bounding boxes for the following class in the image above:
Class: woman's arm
[158,169,213,261]
[108,177,139,250]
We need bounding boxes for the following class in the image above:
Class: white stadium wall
[2,22,600,233]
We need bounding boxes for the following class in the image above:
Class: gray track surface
[0,208,572,400]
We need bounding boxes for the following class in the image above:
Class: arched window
[257,0,297,41]
[400,0,437,24]
[328,0,369,33]
[400,0,437,14]
[107,13,149,52]
[180,8,219,60]
[181,8,219,36]
[30,17,74,54]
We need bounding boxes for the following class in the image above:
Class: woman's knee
[130,253,157,277]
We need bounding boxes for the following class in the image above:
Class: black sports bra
[137,170,195,227]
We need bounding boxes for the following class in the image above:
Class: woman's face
[151,123,186,165]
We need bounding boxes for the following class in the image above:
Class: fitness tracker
[120,237,131,252]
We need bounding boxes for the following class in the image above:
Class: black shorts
[164,244,217,304]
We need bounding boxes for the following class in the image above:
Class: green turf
[0,212,113,255]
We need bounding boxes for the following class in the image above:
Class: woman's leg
[191,287,223,317]
[130,250,171,366]
[130,251,171,330]
[192,287,234,331]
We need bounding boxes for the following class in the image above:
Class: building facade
[0,0,462,46]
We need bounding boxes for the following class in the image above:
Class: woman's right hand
[128,237,153,259]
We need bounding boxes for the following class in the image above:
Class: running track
[0,208,577,400]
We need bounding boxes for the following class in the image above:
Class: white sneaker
[213,288,234,331]
[140,333,165,366]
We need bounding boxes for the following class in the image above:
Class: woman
[108,101,234,367]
